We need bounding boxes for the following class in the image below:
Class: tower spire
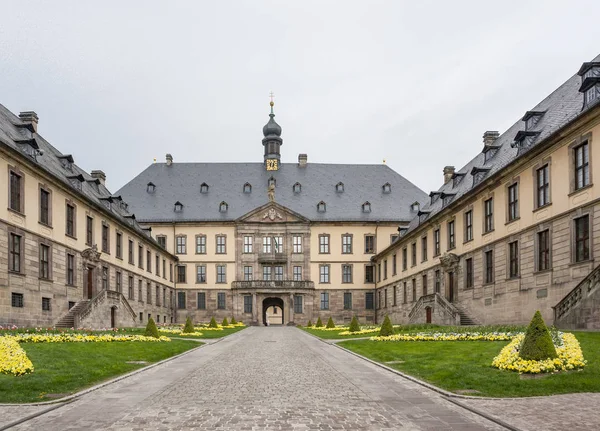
[263,92,282,170]
[269,91,275,115]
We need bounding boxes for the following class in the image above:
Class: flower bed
[338,328,381,336]
[6,333,171,343]
[492,332,586,374]
[158,328,204,336]
[0,337,34,376]
[370,331,518,342]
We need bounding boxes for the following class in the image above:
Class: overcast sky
[1,1,600,194]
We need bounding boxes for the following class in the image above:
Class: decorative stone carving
[439,252,460,273]
[268,184,275,202]
[263,208,283,221]
[81,244,101,268]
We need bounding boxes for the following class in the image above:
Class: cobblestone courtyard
[2,327,599,430]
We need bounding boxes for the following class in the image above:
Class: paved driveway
[9,327,504,430]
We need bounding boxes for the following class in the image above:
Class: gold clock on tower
[266,159,279,171]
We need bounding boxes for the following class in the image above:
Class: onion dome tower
[263,94,282,171]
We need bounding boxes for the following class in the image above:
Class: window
[128,276,134,300]
[263,266,272,281]
[320,292,329,310]
[273,236,283,253]
[509,241,519,278]
[377,264,381,282]
[537,230,550,271]
[317,201,326,212]
[174,201,183,212]
[434,270,441,293]
[41,297,51,311]
[177,265,186,283]
[421,236,428,262]
[102,224,109,253]
[365,235,375,253]
[176,236,186,254]
[293,235,303,253]
[336,182,344,193]
[216,235,226,254]
[484,250,494,284]
[243,183,252,193]
[217,292,226,309]
[391,234,399,244]
[342,234,352,254]
[146,283,152,304]
[343,292,352,310]
[575,216,590,262]
[67,253,75,285]
[465,210,473,241]
[163,260,166,279]
[147,250,151,273]
[294,295,303,313]
[194,235,206,254]
[116,271,122,293]
[198,292,206,310]
[12,292,24,308]
[66,203,76,237]
[40,244,50,279]
[196,265,207,283]
[412,279,417,302]
[382,182,391,193]
[319,235,330,254]
[362,202,371,213]
[393,286,397,306]
[157,236,166,249]
[274,266,284,281]
[138,245,144,268]
[293,182,301,193]
[447,220,455,250]
[262,236,272,253]
[128,240,134,264]
[86,216,93,246]
[243,236,253,253]
[403,282,407,303]
[507,183,519,222]
[155,286,160,305]
[243,295,252,313]
[411,243,417,266]
[392,254,397,275]
[342,264,353,283]
[216,265,226,283]
[238,265,251,281]
[102,266,109,290]
[434,229,441,256]
[9,170,22,212]
[156,254,160,276]
[365,292,374,310]
[293,266,302,281]
[422,274,428,296]
[40,188,50,225]
[536,165,550,208]
[170,263,173,282]
[465,258,473,288]
[116,232,122,259]
[9,233,22,273]
[574,142,590,190]
[383,260,387,279]
[402,248,407,271]
[200,183,209,193]
[138,280,143,303]
[177,291,186,309]
[365,265,374,283]
[219,201,228,212]
[484,198,494,233]
[319,265,330,283]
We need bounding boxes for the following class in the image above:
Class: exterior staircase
[453,305,479,326]
[554,263,600,329]
[55,300,90,328]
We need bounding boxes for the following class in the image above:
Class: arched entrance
[110,306,117,328]
[425,306,432,324]
[262,297,284,326]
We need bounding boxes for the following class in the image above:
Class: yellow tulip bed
[492,332,586,374]
[0,337,34,376]
[159,328,204,336]
[338,328,381,336]
[370,332,516,342]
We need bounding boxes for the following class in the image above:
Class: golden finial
[153,158,157,163]
[269,91,275,113]
[383,159,386,164]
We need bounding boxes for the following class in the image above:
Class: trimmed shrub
[379,315,394,337]
[182,316,195,334]
[230,316,237,325]
[208,317,218,328]
[222,317,229,326]
[349,316,361,333]
[307,320,313,327]
[326,317,335,329]
[144,317,159,338]
[315,317,323,328]
[519,310,558,361]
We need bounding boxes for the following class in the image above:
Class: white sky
[1,0,600,194]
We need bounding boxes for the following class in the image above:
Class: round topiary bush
[326,317,335,329]
[144,317,159,338]
[349,316,361,333]
[306,320,313,327]
[519,310,558,361]
[208,317,218,328]
[379,315,394,337]
[315,317,323,328]
[182,316,195,334]
[230,316,237,325]
[222,317,229,326]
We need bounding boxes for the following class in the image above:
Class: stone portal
[263,297,284,326]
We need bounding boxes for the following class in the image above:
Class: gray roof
[0,104,172,255]
[397,53,600,239]
[116,162,427,223]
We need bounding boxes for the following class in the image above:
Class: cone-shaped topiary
[208,317,218,328]
[144,317,159,338]
[349,315,361,333]
[315,317,323,328]
[222,317,229,326]
[379,315,394,337]
[230,316,237,325]
[519,310,558,361]
[326,316,335,329]
[182,316,194,333]
[307,320,313,327]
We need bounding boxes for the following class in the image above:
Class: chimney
[166,154,173,166]
[298,153,307,168]
[91,170,106,186]
[19,111,39,133]
[483,131,500,147]
[443,166,455,184]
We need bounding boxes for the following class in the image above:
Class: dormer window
[382,183,392,193]
[418,210,431,224]
[293,182,301,193]
[268,176,276,187]
[125,214,136,226]
[317,201,326,213]
[585,85,600,106]
[219,201,228,213]
[411,201,420,212]
[362,201,371,213]
[67,174,84,191]
[578,62,600,108]
[120,201,128,211]
[429,192,441,205]
[511,130,540,153]
[522,111,545,131]
[335,182,344,193]
[58,155,74,171]
[87,178,101,192]
[174,201,183,212]
[200,183,209,193]
[398,227,408,237]
[452,173,465,188]
[99,197,112,210]
[483,145,500,163]
[243,183,252,193]
[471,167,491,186]
[441,193,456,207]
[15,138,39,159]
[147,182,155,193]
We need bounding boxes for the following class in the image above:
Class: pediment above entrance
[237,202,309,224]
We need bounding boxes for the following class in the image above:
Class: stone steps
[55,300,89,328]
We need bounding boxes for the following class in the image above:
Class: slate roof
[0,104,171,255]
[116,162,428,223]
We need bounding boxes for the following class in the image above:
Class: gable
[237,202,309,224]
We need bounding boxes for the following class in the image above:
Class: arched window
[268,176,276,187]
[335,182,344,193]
[146,182,155,193]
[362,201,371,213]
[317,201,326,213]
[293,182,301,193]
[174,201,183,212]
[243,183,252,193]
[219,201,228,213]
[382,182,392,193]
[200,183,209,193]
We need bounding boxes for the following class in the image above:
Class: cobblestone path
[11,327,505,430]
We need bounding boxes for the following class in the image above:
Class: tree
[379,315,394,337]
[209,317,218,328]
[315,317,323,328]
[230,316,237,325]
[326,317,335,329]
[182,316,195,334]
[520,310,558,361]
[144,317,159,338]
[306,320,313,327]
[349,316,361,333]
[222,317,229,326]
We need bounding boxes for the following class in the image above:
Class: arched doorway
[425,306,432,324]
[262,297,284,326]
[110,306,117,328]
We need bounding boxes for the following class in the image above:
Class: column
[252,293,258,324]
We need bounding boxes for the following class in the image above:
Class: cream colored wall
[0,149,175,287]
[375,121,600,287]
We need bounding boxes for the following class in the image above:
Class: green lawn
[0,339,200,403]
[300,327,378,339]
[339,331,600,397]
[121,326,247,339]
